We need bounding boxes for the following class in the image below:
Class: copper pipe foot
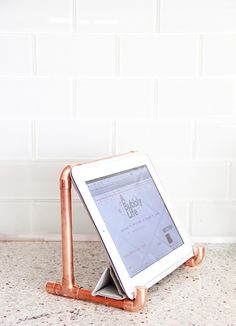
[184,246,205,267]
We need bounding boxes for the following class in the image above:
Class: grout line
[191,236,236,244]
[31,120,36,160]
[31,34,37,76]
[0,156,115,162]
[187,201,191,235]
[0,198,59,203]
[0,158,235,164]
[115,35,120,76]
[197,34,203,77]
[73,79,78,117]
[29,200,34,235]
[72,0,77,32]
[192,119,197,160]
[1,31,236,36]
[1,235,235,243]
[0,234,101,242]
[153,79,158,120]
[42,157,201,163]
[155,0,161,33]
[111,120,116,155]
[227,162,232,200]
[188,201,193,236]
[1,197,236,204]
[1,74,235,80]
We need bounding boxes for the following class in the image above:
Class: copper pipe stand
[45,159,205,311]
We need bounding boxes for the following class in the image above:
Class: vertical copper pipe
[60,165,75,289]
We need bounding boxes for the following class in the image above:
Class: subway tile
[172,201,189,233]
[116,119,193,160]
[196,119,236,159]
[0,202,31,236]
[77,0,155,33]
[72,201,96,234]
[0,34,32,75]
[0,120,32,159]
[32,201,95,235]
[77,78,154,118]
[158,78,235,118]
[37,35,116,76]
[120,35,198,77]
[0,161,67,199]
[191,202,236,237]
[230,164,236,200]
[36,119,112,159]
[0,0,72,32]
[0,78,73,118]
[202,35,236,75]
[31,202,60,235]
[160,0,236,33]
[154,161,228,200]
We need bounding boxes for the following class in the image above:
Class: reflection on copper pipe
[60,165,74,289]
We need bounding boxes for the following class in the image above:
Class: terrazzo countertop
[0,242,235,326]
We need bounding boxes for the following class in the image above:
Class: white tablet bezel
[71,152,193,299]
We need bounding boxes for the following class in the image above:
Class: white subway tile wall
[0,34,32,75]
[76,0,156,33]
[37,35,116,76]
[0,78,74,117]
[36,119,112,159]
[0,0,73,32]
[0,120,32,159]
[160,0,236,33]
[191,202,236,237]
[196,119,236,159]
[202,35,236,76]
[77,79,154,118]
[120,35,198,77]
[116,119,193,159]
[158,78,235,118]
[0,0,235,242]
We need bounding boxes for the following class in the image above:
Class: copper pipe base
[45,282,147,312]
[45,157,205,311]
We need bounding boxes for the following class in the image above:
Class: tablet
[71,152,193,299]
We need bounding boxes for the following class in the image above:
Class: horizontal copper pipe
[46,282,147,312]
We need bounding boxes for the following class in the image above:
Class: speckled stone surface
[0,242,235,326]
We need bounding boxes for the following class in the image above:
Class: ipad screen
[86,165,183,277]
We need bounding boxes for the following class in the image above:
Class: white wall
[0,0,236,242]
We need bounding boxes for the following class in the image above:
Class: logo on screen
[120,195,142,218]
